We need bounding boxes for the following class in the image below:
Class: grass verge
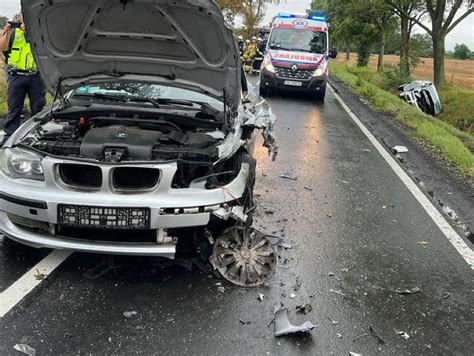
[330,61,474,180]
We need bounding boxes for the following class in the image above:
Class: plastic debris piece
[279,174,297,181]
[396,287,421,295]
[296,304,313,315]
[258,293,264,301]
[337,333,342,338]
[349,352,362,356]
[397,331,410,340]
[34,268,47,281]
[13,344,36,356]
[293,277,302,292]
[290,293,296,299]
[442,292,451,299]
[329,289,346,297]
[304,186,313,191]
[266,235,292,249]
[123,311,138,319]
[239,319,251,325]
[353,333,370,342]
[274,308,316,337]
[273,302,284,314]
[369,325,385,344]
[212,226,276,287]
[218,286,226,293]
[392,146,408,154]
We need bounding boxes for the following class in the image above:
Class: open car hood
[21,0,241,109]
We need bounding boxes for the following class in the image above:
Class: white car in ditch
[0,0,278,286]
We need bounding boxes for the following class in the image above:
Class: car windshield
[268,28,327,54]
[72,82,224,111]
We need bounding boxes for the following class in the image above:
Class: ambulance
[259,12,336,101]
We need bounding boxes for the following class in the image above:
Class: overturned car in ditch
[0,0,278,286]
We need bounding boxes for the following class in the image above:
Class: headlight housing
[0,148,45,181]
[262,55,275,73]
[312,62,328,77]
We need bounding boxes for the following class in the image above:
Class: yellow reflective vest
[6,28,37,71]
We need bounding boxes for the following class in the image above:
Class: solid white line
[328,84,474,269]
[0,250,72,318]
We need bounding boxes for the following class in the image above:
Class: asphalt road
[1,76,473,355]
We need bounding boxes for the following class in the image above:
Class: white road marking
[0,250,72,318]
[328,84,474,269]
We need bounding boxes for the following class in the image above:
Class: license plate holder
[58,205,150,229]
[284,80,303,87]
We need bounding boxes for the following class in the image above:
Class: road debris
[211,226,276,287]
[258,293,265,301]
[392,145,408,154]
[239,319,251,325]
[279,174,298,181]
[353,333,370,342]
[396,287,421,295]
[337,333,342,338]
[442,206,459,221]
[34,268,47,281]
[290,293,296,299]
[369,325,386,344]
[442,292,451,299]
[349,352,362,356]
[274,302,284,314]
[329,289,346,297]
[274,308,316,337]
[267,235,292,249]
[397,331,410,340]
[304,186,313,191]
[296,304,313,315]
[13,344,36,356]
[123,311,138,319]
[293,277,302,292]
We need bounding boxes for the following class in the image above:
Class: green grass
[330,61,474,180]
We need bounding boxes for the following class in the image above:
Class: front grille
[59,164,102,189]
[275,66,314,80]
[112,167,160,190]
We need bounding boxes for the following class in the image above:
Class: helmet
[238,35,243,40]
[251,36,257,41]
[245,39,250,44]
[258,37,263,42]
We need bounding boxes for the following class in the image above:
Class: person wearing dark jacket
[0,13,46,146]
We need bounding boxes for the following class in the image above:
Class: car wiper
[73,92,128,102]
[127,97,161,108]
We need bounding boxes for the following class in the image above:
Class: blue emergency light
[308,11,327,21]
[277,13,296,18]
[277,12,327,21]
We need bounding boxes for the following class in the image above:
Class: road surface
[1,76,472,355]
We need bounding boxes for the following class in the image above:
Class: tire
[315,86,326,102]
[259,84,268,97]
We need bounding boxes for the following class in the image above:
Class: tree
[453,43,471,59]
[215,0,242,26]
[240,0,267,38]
[388,0,474,85]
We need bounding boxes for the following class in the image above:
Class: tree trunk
[432,30,446,86]
[345,41,350,61]
[377,30,385,71]
[399,15,410,78]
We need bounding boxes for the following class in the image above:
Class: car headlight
[0,148,45,181]
[262,55,275,73]
[312,62,328,77]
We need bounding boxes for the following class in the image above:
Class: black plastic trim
[0,191,48,209]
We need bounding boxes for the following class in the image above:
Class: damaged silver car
[398,80,442,116]
[0,0,278,286]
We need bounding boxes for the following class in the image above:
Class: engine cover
[80,126,161,161]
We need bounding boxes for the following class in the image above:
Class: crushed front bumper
[0,157,250,256]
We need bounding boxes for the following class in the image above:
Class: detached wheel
[212,226,276,287]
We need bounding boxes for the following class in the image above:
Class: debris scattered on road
[442,206,459,222]
[369,325,386,344]
[396,287,421,295]
[341,180,349,184]
[442,292,451,299]
[34,268,47,281]
[211,226,276,287]
[63,332,73,339]
[296,304,313,315]
[13,344,36,356]
[258,293,265,301]
[279,174,298,181]
[418,241,429,246]
[362,148,372,152]
[353,333,370,342]
[392,145,408,154]
[267,235,292,249]
[337,333,342,338]
[290,293,296,299]
[239,319,251,325]
[274,302,284,314]
[329,289,346,297]
[293,277,302,292]
[123,311,138,319]
[304,186,313,191]
[397,331,410,340]
[274,308,316,337]
[349,352,362,356]
[217,286,226,293]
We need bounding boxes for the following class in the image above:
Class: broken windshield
[269,28,327,54]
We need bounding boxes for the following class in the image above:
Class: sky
[1,0,473,50]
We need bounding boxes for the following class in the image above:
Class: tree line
[308,0,473,86]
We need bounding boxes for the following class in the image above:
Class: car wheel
[259,85,268,97]
[315,85,326,102]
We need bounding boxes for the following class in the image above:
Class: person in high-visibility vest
[0,13,46,145]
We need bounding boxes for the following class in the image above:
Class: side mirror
[329,47,338,59]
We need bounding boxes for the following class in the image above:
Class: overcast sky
[1,0,472,50]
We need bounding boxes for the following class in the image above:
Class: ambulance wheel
[315,85,326,102]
